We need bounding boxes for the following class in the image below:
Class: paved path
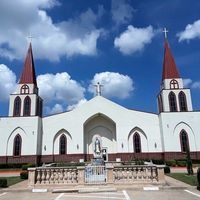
[0,167,199,200]
[0,170,20,177]
[0,189,200,200]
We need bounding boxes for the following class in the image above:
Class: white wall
[0,116,41,156]
[42,96,162,155]
[159,112,200,152]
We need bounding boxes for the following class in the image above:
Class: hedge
[21,163,35,171]
[164,166,171,174]
[0,178,7,187]
[20,171,28,179]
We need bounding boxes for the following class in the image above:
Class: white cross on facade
[163,27,168,39]
[94,82,103,96]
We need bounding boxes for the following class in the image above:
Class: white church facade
[0,38,200,165]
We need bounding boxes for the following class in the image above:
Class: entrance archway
[84,113,116,161]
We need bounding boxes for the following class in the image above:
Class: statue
[94,137,101,155]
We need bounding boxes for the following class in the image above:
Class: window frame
[170,79,179,89]
[13,134,22,157]
[180,130,190,153]
[133,132,142,153]
[179,91,188,112]
[168,91,178,112]
[59,134,67,155]
[23,96,31,116]
[20,84,29,94]
[13,96,21,116]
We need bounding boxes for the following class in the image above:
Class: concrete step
[52,187,117,193]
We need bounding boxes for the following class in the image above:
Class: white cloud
[0,64,17,101]
[114,25,155,55]
[88,72,134,99]
[37,72,85,104]
[191,81,200,89]
[183,78,192,87]
[182,78,200,89]
[67,98,87,111]
[0,0,104,61]
[177,19,200,42]
[111,0,134,26]
[45,103,64,115]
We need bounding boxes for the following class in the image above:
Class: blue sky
[0,0,200,116]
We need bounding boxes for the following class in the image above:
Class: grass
[5,176,23,187]
[167,173,197,186]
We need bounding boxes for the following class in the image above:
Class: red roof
[162,40,180,80]
[19,43,37,85]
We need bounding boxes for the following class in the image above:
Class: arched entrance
[84,113,116,161]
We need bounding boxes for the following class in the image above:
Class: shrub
[176,160,187,167]
[135,160,144,165]
[192,159,200,164]
[164,166,171,174]
[166,160,176,167]
[197,168,200,186]
[0,178,7,187]
[152,159,165,165]
[20,171,28,179]
[0,163,27,169]
[22,163,35,171]
[56,162,85,167]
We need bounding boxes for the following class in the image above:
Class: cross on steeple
[27,33,35,43]
[94,82,103,96]
[163,27,168,39]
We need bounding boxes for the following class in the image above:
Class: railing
[33,167,78,185]
[28,165,164,187]
[113,165,158,183]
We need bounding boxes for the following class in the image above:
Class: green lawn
[167,173,197,186]
[5,176,23,187]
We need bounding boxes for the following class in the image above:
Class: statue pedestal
[91,157,104,166]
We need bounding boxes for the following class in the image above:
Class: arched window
[180,130,189,152]
[170,79,179,89]
[23,96,31,116]
[13,96,21,116]
[168,92,177,112]
[59,134,67,155]
[133,133,141,153]
[179,91,188,111]
[20,85,29,94]
[13,134,22,156]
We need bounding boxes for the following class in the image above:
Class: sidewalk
[0,170,20,177]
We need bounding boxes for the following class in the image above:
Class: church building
[0,37,200,164]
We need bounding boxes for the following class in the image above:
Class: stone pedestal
[157,167,165,183]
[106,166,114,184]
[77,166,85,185]
[91,158,104,165]
[28,167,36,187]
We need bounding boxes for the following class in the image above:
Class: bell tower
[157,29,193,113]
[9,43,43,117]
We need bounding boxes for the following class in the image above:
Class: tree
[186,146,193,175]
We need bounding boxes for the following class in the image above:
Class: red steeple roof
[162,39,180,80]
[19,43,37,85]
